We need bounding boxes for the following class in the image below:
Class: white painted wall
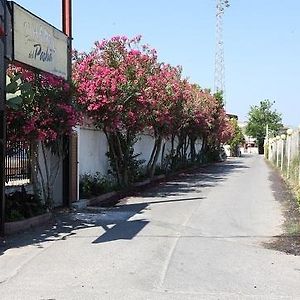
[52,157,63,207]
[224,145,231,157]
[78,127,109,176]
[195,138,204,154]
[134,134,155,165]
[78,127,204,177]
[36,143,63,207]
[8,129,203,207]
[133,135,183,167]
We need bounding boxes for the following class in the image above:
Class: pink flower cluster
[73,36,233,143]
[7,67,79,143]
[73,36,158,133]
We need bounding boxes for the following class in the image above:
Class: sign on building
[11,2,68,79]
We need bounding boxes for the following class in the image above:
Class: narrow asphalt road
[1,154,300,299]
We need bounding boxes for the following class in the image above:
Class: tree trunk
[147,138,158,171]
[258,140,264,155]
[40,142,53,208]
[105,130,138,187]
[148,136,162,178]
[199,136,207,162]
[161,142,166,168]
[190,136,196,162]
[105,131,123,186]
[30,140,41,200]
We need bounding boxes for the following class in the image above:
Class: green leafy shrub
[106,139,146,187]
[5,186,46,222]
[79,173,119,199]
[154,165,166,176]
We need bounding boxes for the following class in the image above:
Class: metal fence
[5,141,31,185]
[267,127,300,188]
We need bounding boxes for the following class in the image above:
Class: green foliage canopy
[246,99,283,143]
[6,74,34,110]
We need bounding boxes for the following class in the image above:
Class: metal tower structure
[214,0,229,105]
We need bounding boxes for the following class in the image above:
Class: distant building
[238,122,258,153]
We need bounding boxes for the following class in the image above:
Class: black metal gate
[5,141,31,184]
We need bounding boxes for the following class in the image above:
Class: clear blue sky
[15,0,300,126]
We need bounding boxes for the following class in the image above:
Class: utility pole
[62,0,72,38]
[214,0,229,107]
[0,0,7,237]
[62,0,73,206]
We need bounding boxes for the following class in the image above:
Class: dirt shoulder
[264,160,300,255]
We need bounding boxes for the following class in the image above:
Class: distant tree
[227,118,245,156]
[246,99,283,154]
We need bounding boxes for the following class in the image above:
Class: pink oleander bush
[73,36,234,186]
[6,65,80,207]
[6,66,78,143]
[6,35,234,197]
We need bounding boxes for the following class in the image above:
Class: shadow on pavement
[92,220,150,243]
[0,157,249,252]
[91,196,204,244]
[0,196,205,252]
[140,159,249,198]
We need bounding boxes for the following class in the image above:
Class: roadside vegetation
[246,99,283,154]
[73,36,234,188]
[227,118,245,157]
[247,100,300,255]
[6,36,238,220]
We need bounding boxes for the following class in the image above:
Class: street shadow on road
[90,159,249,243]
[139,159,249,198]
[0,211,94,257]
[0,158,248,253]
[0,196,205,253]
[91,196,204,244]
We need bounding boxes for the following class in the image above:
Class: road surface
[1,154,300,299]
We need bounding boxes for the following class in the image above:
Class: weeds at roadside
[264,160,300,255]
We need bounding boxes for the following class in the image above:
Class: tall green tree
[246,99,283,154]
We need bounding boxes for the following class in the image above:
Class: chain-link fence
[267,127,300,188]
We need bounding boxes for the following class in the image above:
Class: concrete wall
[195,138,204,155]
[78,127,109,176]
[134,134,156,165]
[37,144,63,207]
[5,143,63,207]
[51,155,63,207]
[5,129,204,206]
[78,128,204,177]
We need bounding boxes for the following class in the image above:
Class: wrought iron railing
[5,141,31,185]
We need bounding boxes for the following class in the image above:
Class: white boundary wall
[5,127,204,207]
[78,127,109,176]
[78,127,204,177]
[37,143,63,207]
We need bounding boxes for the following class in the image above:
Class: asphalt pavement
[1,154,300,299]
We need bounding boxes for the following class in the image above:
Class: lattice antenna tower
[214,0,230,106]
